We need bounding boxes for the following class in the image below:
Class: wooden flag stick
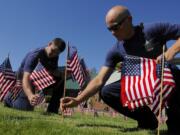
[63,42,69,98]
[157,45,165,135]
[62,42,69,118]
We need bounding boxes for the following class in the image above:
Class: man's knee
[3,92,13,107]
[100,85,111,101]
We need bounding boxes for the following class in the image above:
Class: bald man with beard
[61,6,180,134]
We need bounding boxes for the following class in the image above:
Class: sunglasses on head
[107,17,127,31]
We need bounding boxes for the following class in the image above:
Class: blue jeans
[4,91,33,111]
[100,81,158,129]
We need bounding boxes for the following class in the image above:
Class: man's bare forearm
[76,76,103,103]
[167,38,180,59]
[22,73,34,100]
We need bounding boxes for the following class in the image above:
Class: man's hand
[156,54,163,64]
[60,97,79,112]
[28,94,40,106]
[156,50,175,64]
[156,39,180,64]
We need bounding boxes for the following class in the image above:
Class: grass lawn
[0,103,168,135]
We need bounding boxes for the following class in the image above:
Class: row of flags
[66,47,175,118]
[0,45,90,105]
[0,57,55,104]
[0,45,175,118]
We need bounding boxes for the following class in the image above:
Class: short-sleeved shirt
[104,22,180,69]
[18,47,59,75]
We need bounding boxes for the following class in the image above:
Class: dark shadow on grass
[0,115,32,121]
[76,123,140,132]
[77,123,122,129]
[148,130,168,135]
[121,128,168,134]
[118,127,141,132]
[77,123,168,134]
[159,130,168,135]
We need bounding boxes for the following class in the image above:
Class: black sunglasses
[107,17,127,31]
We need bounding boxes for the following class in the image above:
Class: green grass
[0,103,167,135]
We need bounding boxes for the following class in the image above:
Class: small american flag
[34,90,45,106]
[67,46,87,88]
[0,57,16,101]
[30,61,56,91]
[10,79,23,101]
[121,55,175,116]
[80,58,90,83]
[151,63,175,116]
[121,55,156,109]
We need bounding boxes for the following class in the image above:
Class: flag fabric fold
[121,55,156,110]
[151,63,175,116]
[79,58,90,84]
[121,55,175,116]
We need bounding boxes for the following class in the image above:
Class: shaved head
[106,5,131,24]
[105,5,134,40]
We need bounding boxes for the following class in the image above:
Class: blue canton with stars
[121,55,141,76]
[34,62,45,72]
[156,62,169,78]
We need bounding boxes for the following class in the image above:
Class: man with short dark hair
[4,37,66,113]
[61,5,180,134]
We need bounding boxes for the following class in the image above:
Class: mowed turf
[0,103,167,135]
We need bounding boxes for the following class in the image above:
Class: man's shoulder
[27,47,45,57]
[109,41,123,51]
[29,47,44,54]
[141,22,168,38]
[143,22,174,32]
[105,41,126,60]
[142,22,180,38]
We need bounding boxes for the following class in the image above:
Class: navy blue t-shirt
[104,22,180,68]
[18,47,58,74]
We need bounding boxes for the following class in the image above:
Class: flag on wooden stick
[67,46,89,88]
[30,61,56,91]
[121,55,175,116]
[0,57,16,101]
[9,79,23,101]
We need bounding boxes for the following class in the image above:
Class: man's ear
[127,15,132,22]
[48,42,52,47]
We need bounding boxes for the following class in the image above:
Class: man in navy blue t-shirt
[61,5,180,134]
[4,38,66,114]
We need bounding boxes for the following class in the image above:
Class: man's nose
[110,30,115,34]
